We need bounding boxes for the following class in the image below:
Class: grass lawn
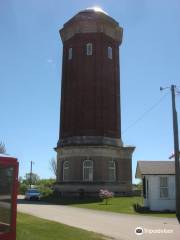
[43,195,176,218]
[17,213,108,240]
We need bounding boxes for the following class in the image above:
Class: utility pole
[29,161,34,188]
[160,85,180,221]
[171,85,180,221]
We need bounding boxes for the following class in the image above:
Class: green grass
[72,197,176,218]
[70,197,142,214]
[43,195,176,218]
[17,213,108,240]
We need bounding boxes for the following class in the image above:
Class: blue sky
[0,0,180,183]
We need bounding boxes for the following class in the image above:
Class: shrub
[99,189,114,205]
[37,185,53,197]
[133,203,150,213]
[19,182,28,195]
[18,178,55,196]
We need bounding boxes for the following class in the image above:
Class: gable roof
[136,161,175,178]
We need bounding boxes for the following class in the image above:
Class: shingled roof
[136,161,175,178]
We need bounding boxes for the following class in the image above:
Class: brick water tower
[55,7,135,196]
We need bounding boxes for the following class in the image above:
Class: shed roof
[0,153,16,158]
[136,161,175,178]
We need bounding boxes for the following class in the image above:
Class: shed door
[0,166,14,233]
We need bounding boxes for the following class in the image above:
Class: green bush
[19,182,28,195]
[18,178,55,196]
[37,185,53,197]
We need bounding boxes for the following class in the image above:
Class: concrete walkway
[17,199,180,240]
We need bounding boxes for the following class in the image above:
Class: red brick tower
[55,8,135,196]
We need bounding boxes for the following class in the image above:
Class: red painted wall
[0,156,18,240]
[59,32,121,140]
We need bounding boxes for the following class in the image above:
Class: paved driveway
[17,199,180,240]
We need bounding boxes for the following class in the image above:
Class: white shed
[136,161,176,211]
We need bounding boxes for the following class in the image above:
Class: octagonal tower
[55,8,135,196]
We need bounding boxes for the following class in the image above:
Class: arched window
[83,160,93,181]
[108,160,116,181]
[108,46,112,59]
[63,161,69,181]
[86,43,92,56]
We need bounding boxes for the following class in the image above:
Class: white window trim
[86,43,92,56]
[83,159,93,181]
[108,46,112,59]
[159,176,169,199]
[68,47,72,60]
[63,161,69,181]
[108,159,116,182]
[146,178,149,198]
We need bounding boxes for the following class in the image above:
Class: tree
[49,158,57,178]
[18,177,55,195]
[25,173,40,185]
[0,142,6,154]
[136,181,143,191]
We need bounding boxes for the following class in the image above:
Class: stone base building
[56,145,134,197]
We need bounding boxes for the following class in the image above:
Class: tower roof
[84,7,108,15]
[60,8,123,43]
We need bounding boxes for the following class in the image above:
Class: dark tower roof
[60,7,123,43]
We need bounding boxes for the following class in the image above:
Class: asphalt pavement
[17,197,180,240]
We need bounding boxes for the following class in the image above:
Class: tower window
[63,161,69,181]
[86,43,92,56]
[68,48,72,60]
[108,46,112,59]
[83,160,93,181]
[108,160,116,181]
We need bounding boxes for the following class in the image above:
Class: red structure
[58,9,122,147]
[0,155,19,240]
[55,8,135,196]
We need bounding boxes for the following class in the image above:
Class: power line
[122,92,169,135]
